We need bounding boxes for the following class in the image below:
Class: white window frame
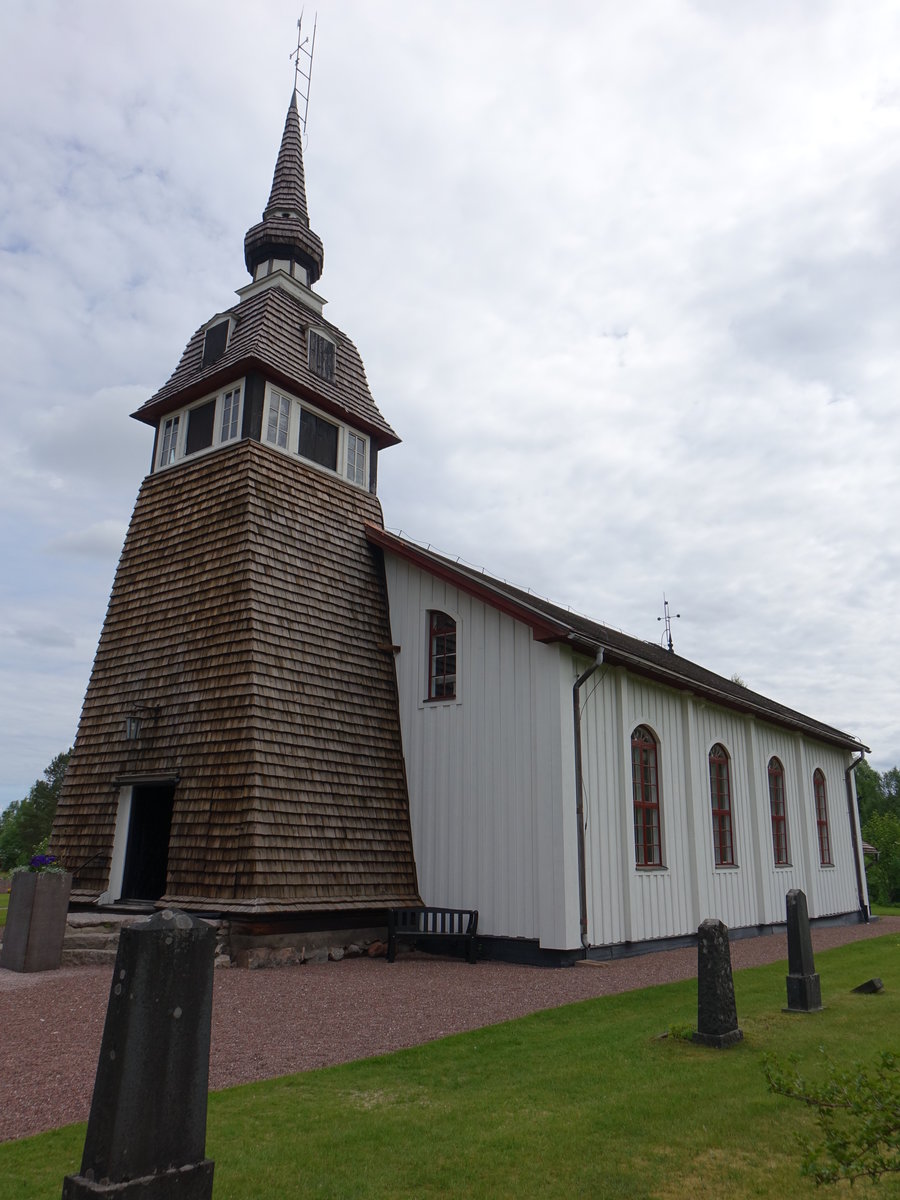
[262,383,370,491]
[346,431,367,487]
[155,380,245,471]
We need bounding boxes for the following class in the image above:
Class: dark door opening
[120,785,175,901]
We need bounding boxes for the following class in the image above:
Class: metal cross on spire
[291,12,318,135]
[657,594,681,653]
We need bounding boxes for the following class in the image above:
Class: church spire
[243,92,325,285]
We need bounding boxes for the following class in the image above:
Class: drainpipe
[844,753,869,921]
[573,649,604,950]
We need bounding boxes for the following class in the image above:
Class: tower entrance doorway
[120,784,175,901]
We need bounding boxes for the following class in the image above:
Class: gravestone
[852,977,883,994]
[692,917,743,1048]
[0,870,72,972]
[784,889,823,1013]
[62,909,215,1199]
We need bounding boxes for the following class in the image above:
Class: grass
[0,890,8,927]
[872,902,900,916]
[2,935,898,1199]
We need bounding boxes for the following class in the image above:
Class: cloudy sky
[2,0,899,810]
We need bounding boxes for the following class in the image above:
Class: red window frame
[709,743,734,866]
[768,757,789,865]
[814,768,832,865]
[427,611,456,700]
[631,726,662,866]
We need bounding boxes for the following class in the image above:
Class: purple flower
[29,854,59,870]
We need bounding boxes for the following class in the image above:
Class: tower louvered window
[308,329,335,382]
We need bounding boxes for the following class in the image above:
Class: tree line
[0,749,71,871]
[1,750,899,903]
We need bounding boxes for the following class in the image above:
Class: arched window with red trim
[427,611,456,700]
[631,726,662,866]
[709,743,734,866]
[814,768,832,865]
[768,757,789,865]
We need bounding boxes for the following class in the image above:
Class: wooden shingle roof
[244,92,324,284]
[366,526,868,755]
[133,285,399,447]
[54,442,420,912]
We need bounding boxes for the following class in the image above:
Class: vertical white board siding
[694,706,767,929]
[801,744,864,918]
[382,555,574,946]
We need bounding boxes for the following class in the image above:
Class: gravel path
[2,917,898,1144]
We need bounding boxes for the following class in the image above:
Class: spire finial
[290,11,317,135]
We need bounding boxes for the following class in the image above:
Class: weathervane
[290,11,318,136]
[657,594,680,653]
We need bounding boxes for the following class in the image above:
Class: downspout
[844,753,869,921]
[573,648,604,951]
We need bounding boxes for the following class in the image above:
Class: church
[51,89,870,963]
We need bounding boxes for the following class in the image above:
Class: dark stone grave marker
[852,977,883,994]
[784,889,823,1013]
[692,917,743,1048]
[62,909,215,1199]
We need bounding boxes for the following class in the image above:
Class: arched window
[768,757,789,865]
[427,611,456,700]
[631,726,662,866]
[709,743,734,866]
[814,769,832,865]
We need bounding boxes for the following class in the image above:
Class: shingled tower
[52,94,421,922]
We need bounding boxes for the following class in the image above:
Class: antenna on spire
[657,594,681,653]
[291,11,318,136]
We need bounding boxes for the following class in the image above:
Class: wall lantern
[124,704,161,741]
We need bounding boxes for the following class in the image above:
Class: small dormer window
[308,329,335,382]
[201,320,230,368]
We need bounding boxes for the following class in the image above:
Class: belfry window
[346,433,367,487]
[185,398,216,455]
[768,756,789,865]
[709,743,735,866]
[220,389,241,442]
[298,407,338,471]
[266,392,291,449]
[308,329,335,382]
[159,415,179,466]
[631,726,662,867]
[427,611,456,700]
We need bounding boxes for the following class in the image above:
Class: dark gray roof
[367,526,868,754]
[133,284,400,447]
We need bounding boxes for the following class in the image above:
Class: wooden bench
[387,906,479,964]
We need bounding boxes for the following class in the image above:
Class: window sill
[635,864,667,872]
[714,863,740,870]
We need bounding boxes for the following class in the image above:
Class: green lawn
[872,902,900,916]
[0,890,8,927]
[2,935,898,1199]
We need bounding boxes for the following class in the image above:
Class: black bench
[387,906,479,964]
